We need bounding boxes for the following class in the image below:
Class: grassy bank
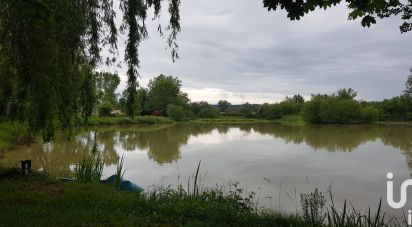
[0,122,32,150]
[190,115,304,125]
[0,169,404,227]
[377,121,412,126]
[86,116,175,126]
[0,171,304,226]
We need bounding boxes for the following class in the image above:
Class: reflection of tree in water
[242,123,412,171]
[300,125,381,152]
[117,124,216,164]
[3,123,412,175]
[95,130,121,164]
[1,131,119,177]
[379,125,412,172]
[246,124,382,152]
[111,123,412,170]
[246,123,305,144]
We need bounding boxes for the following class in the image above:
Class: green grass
[272,115,305,126]
[0,173,306,226]
[190,115,305,125]
[0,168,405,226]
[0,121,32,150]
[86,116,175,126]
[191,116,272,124]
[74,154,104,183]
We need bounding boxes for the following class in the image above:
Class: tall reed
[299,188,402,227]
[114,154,126,188]
[74,154,104,183]
[74,131,104,183]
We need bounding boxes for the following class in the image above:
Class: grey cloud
[101,0,412,103]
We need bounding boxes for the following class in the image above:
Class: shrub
[240,103,254,118]
[277,101,303,115]
[222,109,242,117]
[198,108,220,118]
[301,98,322,123]
[301,94,372,124]
[300,188,326,225]
[361,106,379,123]
[268,105,283,119]
[167,104,185,121]
[190,101,211,116]
[218,100,230,112]
[256,103,282,120]
[379,96,412,121]
[183,109,195,120]
[98,103,113,117]
[318,99,362,124]
[256,103,271,119]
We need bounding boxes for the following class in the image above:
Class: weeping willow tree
[0,0,180,141]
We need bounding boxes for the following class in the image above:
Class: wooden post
[20,160,32,174]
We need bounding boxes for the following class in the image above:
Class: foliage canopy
[263,0,412,33]
[0,0,181,140]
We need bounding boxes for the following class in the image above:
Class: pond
[1,123,412,218]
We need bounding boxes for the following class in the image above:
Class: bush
[378,96,412,121]
[190,101,211,116]
[166,104,185,121]
[277,101,303,115]
[198,108,220,118]
[240,103,254,118]
[300,188,326,225]
[301,94,375,124]
[222,109,242,117]
[361,106,379,123]
[183,109,195,120]
[318,99,362,124]
[256,103,282,120]
[0,122,31,149]
[98,103,113,117]
[301,98,322,123]
[257,103,270,119]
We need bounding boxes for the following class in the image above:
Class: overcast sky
[101,0,412,104]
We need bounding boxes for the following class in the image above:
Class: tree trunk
[4,99,11,116]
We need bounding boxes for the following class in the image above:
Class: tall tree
[292,94,305,104]
[218,100,231,112]
[0,0,181,140]
[146,75,189,114]
[336,88,357,100]
[95,71,120,107]
[121,0,181,117]
[81,65,97,124]
[404,69,412,98]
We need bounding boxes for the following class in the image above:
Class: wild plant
[74,153,104,183]
[114,154,126,189]
[74,135,104,183]
[300,188,326,225]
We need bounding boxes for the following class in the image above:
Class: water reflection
[117,124,217,164]
[1,123,412,175]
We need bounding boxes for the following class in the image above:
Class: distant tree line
[113,72,412,124]
[366,73,412,121]
[3,70,411,125]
